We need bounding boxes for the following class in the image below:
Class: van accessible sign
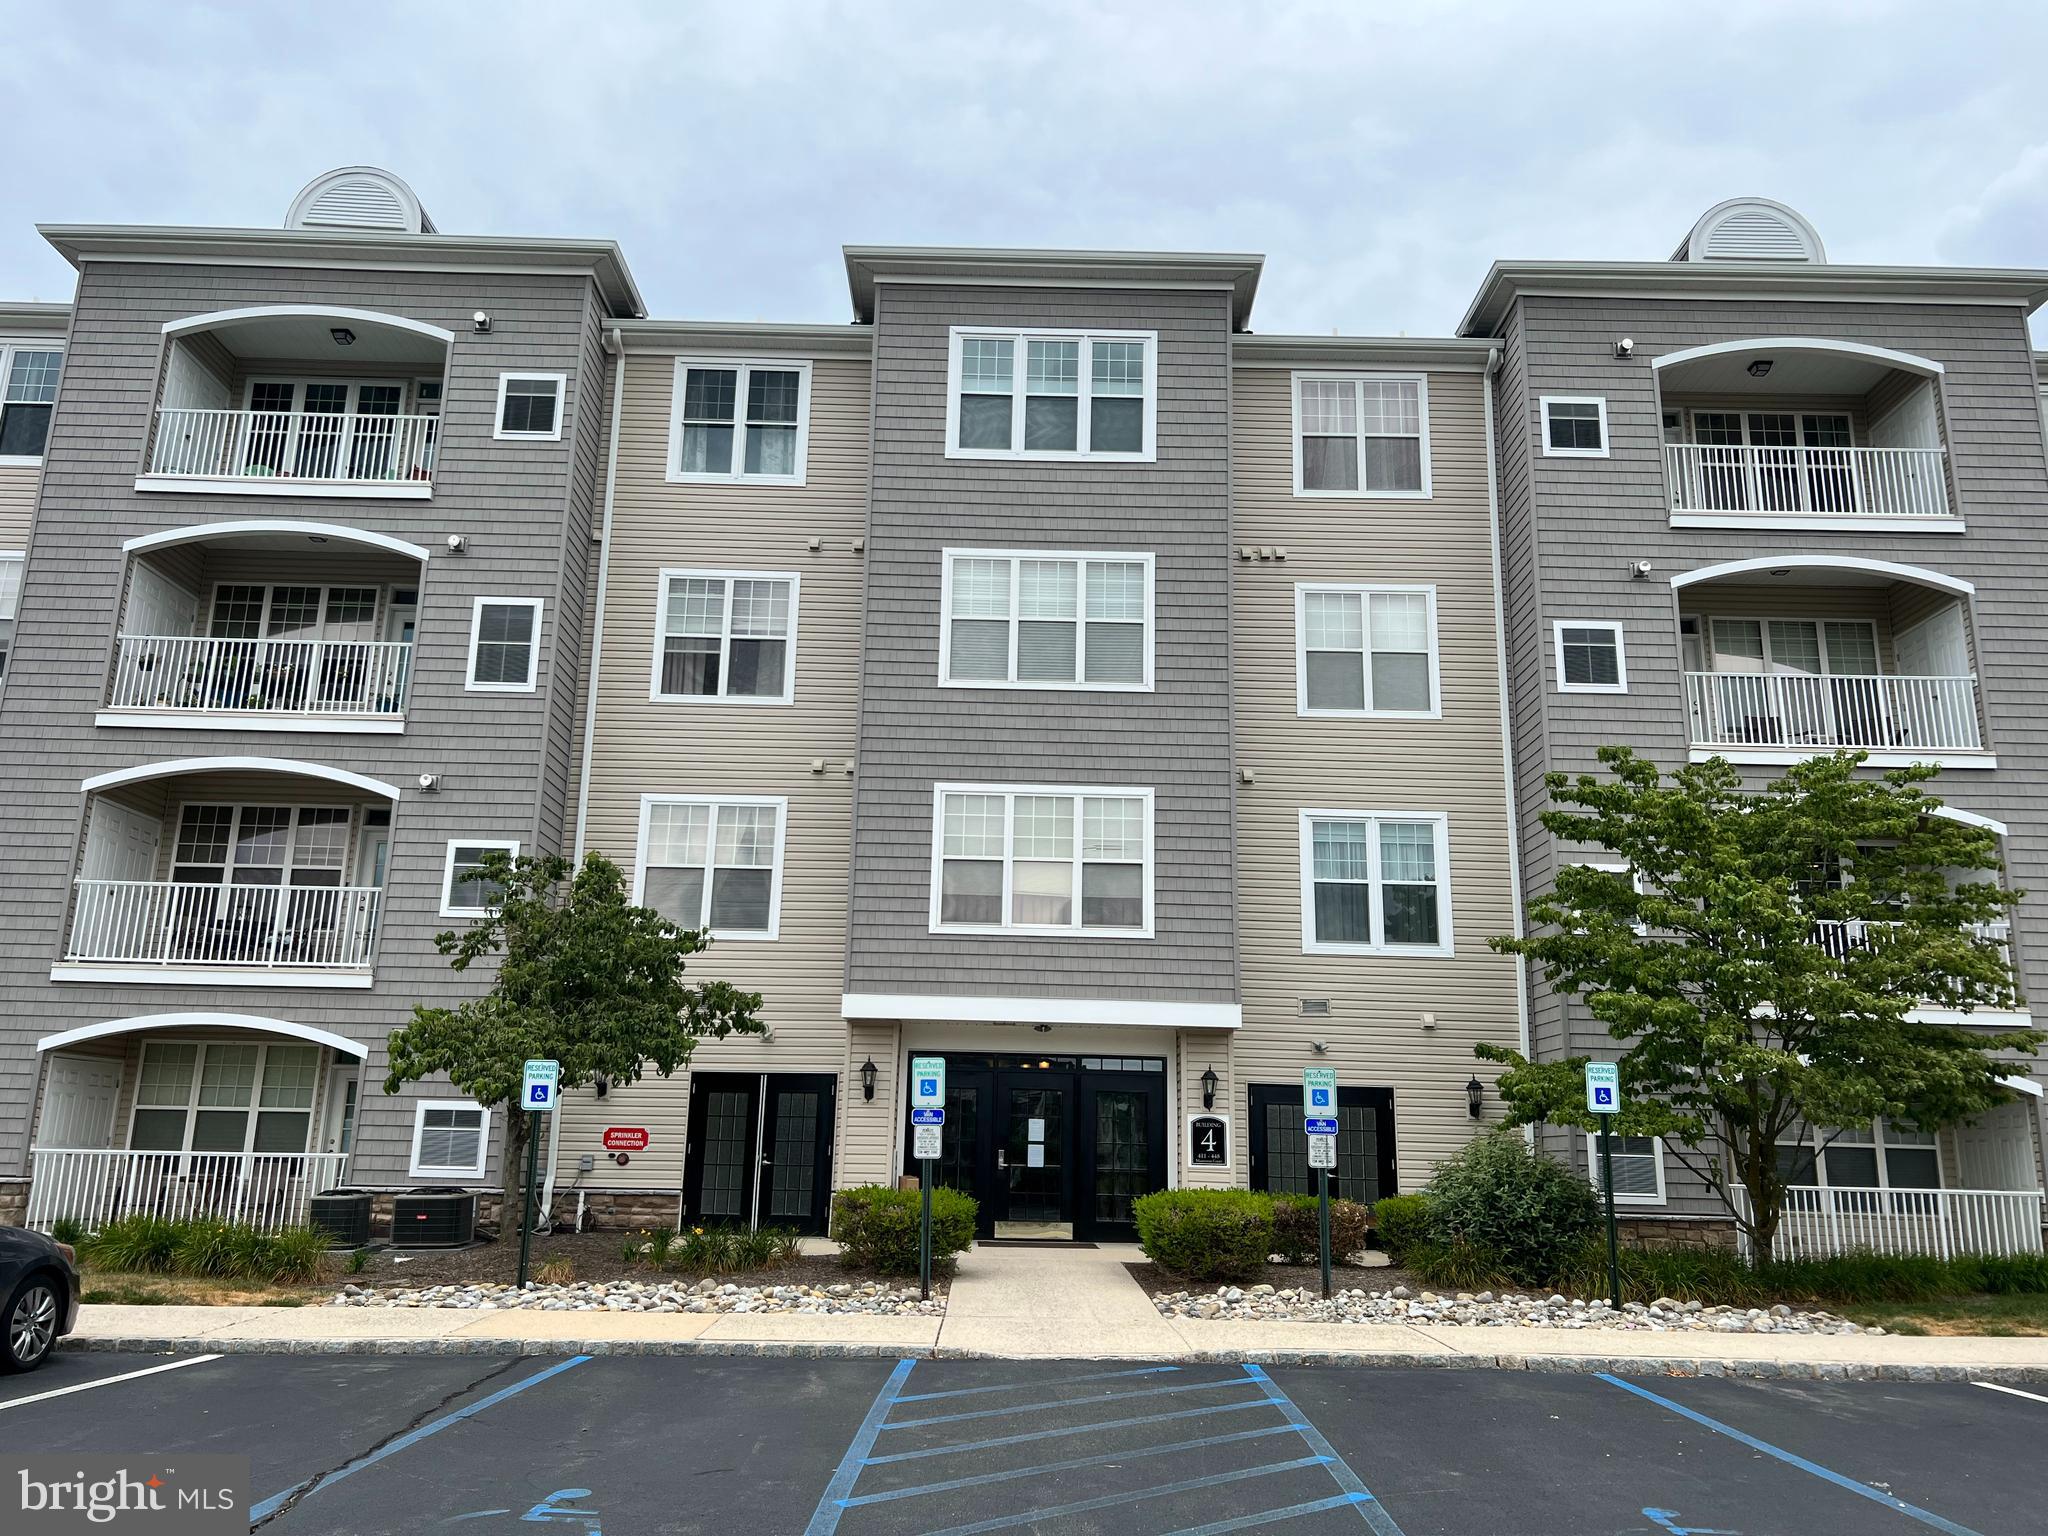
[1302,1067,1338,1136]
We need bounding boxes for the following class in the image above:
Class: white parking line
[1973,1381,2048,1406]
[0,1353,222,1411]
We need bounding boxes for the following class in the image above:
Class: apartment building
[0,168,638,1227]
[1468,198,2048,1251]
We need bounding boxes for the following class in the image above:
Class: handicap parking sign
[919,1078,938,1098]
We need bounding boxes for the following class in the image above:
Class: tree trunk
[499,1106,527,1236]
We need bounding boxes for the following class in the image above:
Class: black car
[1,1225,80,1372]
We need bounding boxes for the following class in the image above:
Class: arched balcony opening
[141,306,451,497]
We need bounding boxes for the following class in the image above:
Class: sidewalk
[65,1241,2048,1383]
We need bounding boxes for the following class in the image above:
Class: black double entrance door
[683,1073,835,1234]
[902,1054,1168,1242]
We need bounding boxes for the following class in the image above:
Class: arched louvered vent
[1672,198,1824,264]
[285,167,436,235]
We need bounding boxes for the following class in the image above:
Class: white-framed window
[1775,1120,1942,1197]
[0,552,21,681]
[650,569,799,704]
[945,328,1156,462]
[1294,584,1440,717]
[1553,620,1627,693]
[1298,810,1454,956]
[0,340,62,464]
[1587,1133,1666,1204]
[667,358,810,484]
[466,597,543,692]
[939,550,1153,690]
[1541,396,1610,457]
[128,1039,321,1159]
[494,373,566,440]
[931,784,1153,937]
[1565,857,1650,937]
[410,1100,491,1178]
[441,839,520,918]
[1292,372,1430,497]
[634,794,786,940]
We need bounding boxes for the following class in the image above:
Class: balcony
[147,407,437,491]
[1733,1185,2043,1261]
[1683,671,1981,753]
[25,1149,352,1233]
[65,879,383,972]
[1664,443,1949,522]
[107,634,411,720]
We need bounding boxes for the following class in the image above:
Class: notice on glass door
[1027,1118,1046,1142]
[1027,1144,1045,1168]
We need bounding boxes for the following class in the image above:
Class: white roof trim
[81,755,403,800]
[1652,336,1942,377]
[841,993,1242,1030]
[2001,1074,2045,1099]
[162,303,454,345]
[1932,806,2009,836]
[1671,554,1973,597]
[122,519,433,564]
[38,1012,368,1058]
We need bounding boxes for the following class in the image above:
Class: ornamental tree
[1481,747,2037,1263]
[385,850,764,1227]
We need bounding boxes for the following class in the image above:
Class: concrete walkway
[63,1241,2048,1382]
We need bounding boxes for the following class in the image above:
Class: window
[1293,373,1429,496]
[441,839,520,918]
[494,373,565,440]
[1586,1133,1666,1204]
[635,795,786,939]
[651,570,798,704]
[946,328,1155,461]
[0,342,61,461]
[128,1039,320,1159]
[467,598,542,691]
[931,785,1152,936]
[1554,620,1626,693]
[410,1101,490,1178]
[1294,584,1439,716]
[1542,396,1609,457]
[1775,1121,1942,1197]
[1299,811,1453,955]
[939,550,1153,689]
[669,359,809,483]
[0,552,20,681]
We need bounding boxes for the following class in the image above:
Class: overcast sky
[8,1,2048,338]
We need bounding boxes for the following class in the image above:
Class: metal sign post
[911,1057,946,1303]
[518,1059,560,1289]
[1585,1062,1621,1309]
[1304,1068,1338,1299]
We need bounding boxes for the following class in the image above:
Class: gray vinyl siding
[0,259,605,1189]
[1498,290,2048,1214]
[846,283,1238,1004]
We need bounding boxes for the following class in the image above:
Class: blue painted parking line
[803,1357,919,1536]
[249,1355,592,1524]
[1161,1492,1375,1536]
[914,1455,1336,1536]
[882,1373,1258,1430]
[862,1394,1281,1466]
[1240,1365,1408,1535]
[895,1364,1181,1403]
[1598,1374,1985,1536]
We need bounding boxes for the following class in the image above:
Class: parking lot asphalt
[3,1349,2041,1534]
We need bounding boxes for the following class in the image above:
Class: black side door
[1078,1070,1168,1242]
[1246,1083,1397,1206]
[900,1063,998,1237]
[683,1073,761,1227]
[759,1074,836,1235]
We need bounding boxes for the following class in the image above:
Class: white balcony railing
[106,635,412,718]
[25,1148,351,1234]
[66,880,382,971]
[1684,671,1982,753]
[148,408,437,486]
[1811,917,2012,967]
[1664,443,1951,521]
[1733,1185,2044,1261]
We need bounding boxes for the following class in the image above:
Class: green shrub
[831,1185,976,1277]
[1371,1195,1431,1265]
[80,1215,179,1274]
[1270,1195,1370,1265]
[1555,1244,1763,1306]
[171,1219,238,1278]
[345,1248,369,1275]
[646,1226,678,1264]
[1134,1189,1274,1283]
[49,1217,85,1247]
[760,1227,805,1266]
[259,1226,329,1284]
[1407,1241,1512,1291]
[1421,1130,1600,1288]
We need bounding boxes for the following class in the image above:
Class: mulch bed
[1125,1259,1424,1298]
[335,1232,938,1293]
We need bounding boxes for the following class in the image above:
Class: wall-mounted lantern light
[1200,1065,1219,1110]
[1466,1075,1485,1119]
[860,1057,878,1102]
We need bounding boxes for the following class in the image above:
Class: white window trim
[465,596,544,693]
[440,838,520,919]
[0,338,62,467]
[408,1099,492,1179]
[1566,856,1650,937]
[648,568,800,705]
[493,372,567,441]
[0,550,22,681]
[1540,395,1611,458]
[1776,1121,1944,1193]
[1586,1132,1666,1205]
[1694,613,1886,678]
[632,793,788,941]
[665,357,811,486]
[1292,582,1442,719]
[1297,809,1456,958]
[928,782,1156,939]
[126,1037,321,1164]
[1289,370,1433,499]
[1553,619,1628,694]
[937,548,1156,692]
[943,327,1158,463]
